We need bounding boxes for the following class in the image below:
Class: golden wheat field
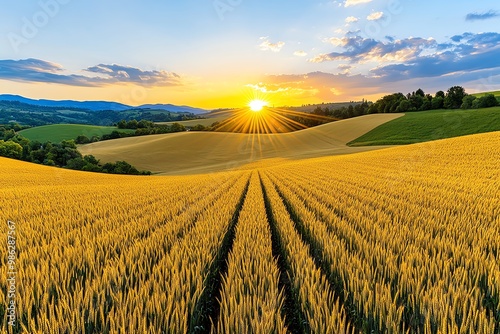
[1,131,499,333]
[78,113,403,175]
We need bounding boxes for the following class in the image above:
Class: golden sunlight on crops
[0,131,499,333]
[210,106,334,134]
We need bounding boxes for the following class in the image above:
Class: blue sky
[0,0,499,108]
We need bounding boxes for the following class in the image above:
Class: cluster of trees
[117,119,155,129]
[129,110,196,123]
[369,86,499,114]
[117,119,185,133]
[74,120,188,144]
[190,124,211,131]
[312,87,499,117]
[0,124,150,175]
[461,93,499,109]
[312,101,370,120]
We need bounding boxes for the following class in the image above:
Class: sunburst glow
[209,103,335,135]
[249,99,267,112]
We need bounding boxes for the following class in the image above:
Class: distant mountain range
[0,94,209,114]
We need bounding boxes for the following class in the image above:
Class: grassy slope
[19,124,135,142]
[472,91,500,97]
[79,113,403,175]
[349,107,500,146]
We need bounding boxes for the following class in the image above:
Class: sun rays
[249,99,268,112]
[209,106,335,134]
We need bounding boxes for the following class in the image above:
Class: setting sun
[249,99,267,112]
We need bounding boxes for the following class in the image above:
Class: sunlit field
[79,113,403,174]
[2,0,500,332]
[1,131,499,333]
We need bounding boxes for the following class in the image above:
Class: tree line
[0,124,151,175]
[311,86,499,118]
[74,120,188,144]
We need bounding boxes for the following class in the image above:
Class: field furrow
[188,174,250,333]
[214,172,287,333]
[265,169,404,332]
[263,135,500,333]
[260,172,355,334]
[1,131,499,333]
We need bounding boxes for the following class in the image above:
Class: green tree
[472,94,499,109]
[481,94,498,108]
[0,140,23,159]
[138,119,154,128]
[461,95,476,109]
[397,100,411,112]
[444,86,466,109]
[117,120,127,129]
[1,129,16,141]
[66,157,86,170]
[435,91,445,99]
[84,155,100,165]
[112,161,139,175]
[409,95,424,110]
[421,100,432,111]
[82,163,102,172]
[75,135,90,144]
[126,119,138,129]
[415,88,425,97]
[431,96,444,109]
[170,123,186,133]
[191,124,208,131]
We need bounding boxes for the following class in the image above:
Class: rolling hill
[472,90,500,97]
[0,94,131,111]
[0,94,209,113]
[19,124,135,142]
[349,107,500,146]
[79,113,403,174]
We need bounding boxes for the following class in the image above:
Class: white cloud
[259,37,285,52]
[344,0,372,7]
[338,64,353,73]
[294,50,308,57]
[367,12,384,21]
[345,16,359,23]
[0,59,183,87]
[325,37,348,46]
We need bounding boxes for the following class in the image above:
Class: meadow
[349,107,500,146]
[472,91,500,98]
[0,130,499,333]
[18,124,135,143]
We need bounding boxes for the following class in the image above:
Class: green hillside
[19,124,134,143]
[349,107,500,146]
[472,91,500,97]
